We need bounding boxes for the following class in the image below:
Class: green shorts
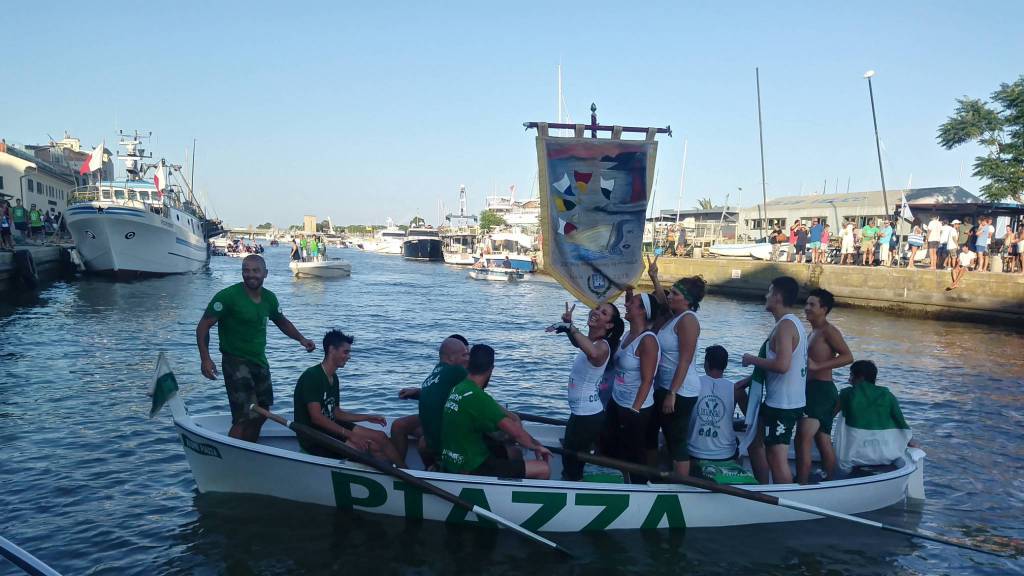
[222,353,273,424]
[761,404,803,446]
[804,379,839,434]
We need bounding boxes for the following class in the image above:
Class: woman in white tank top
[601,288,660,482]
[547,301,624,481]
[647,256,707,476]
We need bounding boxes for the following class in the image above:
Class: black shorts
[1,227,10,238]
[648,388,696,461]
[14,222,27,231]
[795,243,806,254]
[472,442,526,478]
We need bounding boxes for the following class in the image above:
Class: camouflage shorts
[222,353,273,423]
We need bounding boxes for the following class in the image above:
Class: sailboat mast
[756,68,769,240]
[675,139,688,228]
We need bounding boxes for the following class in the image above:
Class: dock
[635,257,1024,326]
[0,245,74,293]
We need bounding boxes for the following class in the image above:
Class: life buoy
[13,249,38,290]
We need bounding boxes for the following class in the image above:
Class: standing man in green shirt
[293,329,405,466]
[12,199,29,240]
[860,219,879,266]
[196,254,316,441]
[28,204,44,240]
[441,344,551,479]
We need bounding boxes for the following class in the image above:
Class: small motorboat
[708,243,759,258]
[468,268,524,282]
[288,259,352,278]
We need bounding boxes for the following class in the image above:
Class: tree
[694,198,714,210]
[319,220,332,233]
[409,216,426,228]
[256,222,273,229]
[478,209,506,232]
[937,75,1024,202]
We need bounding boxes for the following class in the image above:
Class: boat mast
[756,68,769,240]
[675,138,688,229]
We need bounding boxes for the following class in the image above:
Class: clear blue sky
[6,1,1022,228]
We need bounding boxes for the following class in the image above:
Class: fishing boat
[65,132,223,276]
[403,226,443,261]
[169,393,926,532]
[468,267,524,282]
[288,259,352,278]
[358,219,405,255]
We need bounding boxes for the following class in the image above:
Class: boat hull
[468,268,523,282]
[289,260,352,278]
[444,252,476,265]
[708,243,759,258]
[403,238,443,261]
[174,413,924,532]
[66,204,208,275]
[475,254,536,272]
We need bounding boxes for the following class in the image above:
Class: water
[1,248,1022,575]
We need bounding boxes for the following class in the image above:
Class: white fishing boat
[358,219,405,255]
[169,391,926,532]
[468,267,524,282]
[288,259,352,278]
[65,133,223,276]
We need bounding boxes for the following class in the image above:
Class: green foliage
[256,222,273,229]
[694,198,714,210]
[478,209,506,232]
[409,216,426,228]
[937,75,1024,202]
[287,224,302,231]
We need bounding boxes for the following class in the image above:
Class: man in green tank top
[196,254,316,441]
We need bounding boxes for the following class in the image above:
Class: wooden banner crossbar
[523,122,672,137]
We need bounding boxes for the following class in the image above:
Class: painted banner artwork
[536,130,657,307]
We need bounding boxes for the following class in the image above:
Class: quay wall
[633,257,1024,325]
[0,246,71,294]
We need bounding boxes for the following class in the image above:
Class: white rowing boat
[288,259,352,278]
[168,394,926,532]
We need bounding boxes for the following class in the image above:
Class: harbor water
[1,248,1021,575]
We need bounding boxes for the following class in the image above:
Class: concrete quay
[634,257,1024,325]
[0,244,74,293]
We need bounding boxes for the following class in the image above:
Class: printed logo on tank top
[696,395,725,439]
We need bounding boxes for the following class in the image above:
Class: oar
[0,535,62,576]
[513,411,568,427]
[545,443,1013,558]
[250,405,572,556]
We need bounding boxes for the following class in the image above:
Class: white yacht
[357,218,404,255]
[65,133,222,276]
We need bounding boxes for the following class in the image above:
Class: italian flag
[835,382,913,470]
[79,141,105,175]
[149,353,180,418]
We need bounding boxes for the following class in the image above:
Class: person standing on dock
[11,199,28,241]
[742,276,808,484]
[840,221,855,265]
[0,202,13,250]
[797,288,853,483]
[975,216,995,272]
[196,254,316,442]
[860,219,879,266]
[926,215,943,270]
[878,220,894,267]
[808,219,823,264]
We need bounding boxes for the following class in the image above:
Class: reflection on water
[0,248,1021,575]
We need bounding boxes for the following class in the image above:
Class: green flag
[149,353,180,418]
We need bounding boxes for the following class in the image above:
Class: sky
[4,1,1022,228]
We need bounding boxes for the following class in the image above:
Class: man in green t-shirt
[860,219,879,266]
[294,330,405,466]
[11,199,28,240]
[392,335,470,467]
[196,254,316,441]
[28,205,43,238]
[440,345,551,479]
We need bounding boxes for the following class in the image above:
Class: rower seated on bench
[833,360,913,473]
[688,345,758,485]
[440,345,551,479]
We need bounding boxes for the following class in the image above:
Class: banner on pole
[535,126,658,307]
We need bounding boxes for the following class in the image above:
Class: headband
[639,293,652,321]
[673,279,696,305]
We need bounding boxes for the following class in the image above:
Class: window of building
[27,178,34,192]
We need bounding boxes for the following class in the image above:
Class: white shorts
[841,242,854,254]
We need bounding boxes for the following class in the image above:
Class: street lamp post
[864,70,889,218]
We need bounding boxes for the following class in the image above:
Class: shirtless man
[742,276,808,484]
[796,288,853,483]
